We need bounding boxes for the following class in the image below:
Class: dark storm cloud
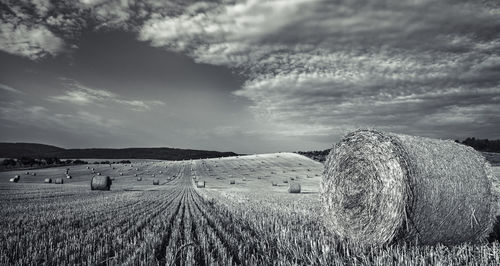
[1,0,499,153]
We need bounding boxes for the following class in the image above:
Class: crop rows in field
[2,156,500,265]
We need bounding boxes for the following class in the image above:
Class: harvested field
[1,153,500,265]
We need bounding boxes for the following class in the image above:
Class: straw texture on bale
[54,178,64,184]
[321,129,498,246]
[44,178,52,183]
[288,183,301,193]
[91,175,112,191]
[153,179,159,185]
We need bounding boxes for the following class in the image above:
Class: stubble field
[1,153,500,265]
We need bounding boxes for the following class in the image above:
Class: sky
[0,0,499,154]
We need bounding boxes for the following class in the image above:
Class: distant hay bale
[242,177,246,181]
[91,175,111,191]
[196,181,205,188]
[283,180,288,183]
[119,173,123,176]
[321,129,498,246]
[66,175,72,179]
[137,176,142,181]
[54,178,64,184]
[288,183,301,193]
[272,182,277,186]
[32,172,36,176]
[290,177,295,181]
[134,174,137,177]
[44,178,52,183]
[10,175,20,183]
[230,180,235,184]
[153,179,159,185]
[97,173,101,176]
[25,171,29,175]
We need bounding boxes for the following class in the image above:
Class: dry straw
[288,183,301,193]
[321,129,498,246]
[91,175,111,190]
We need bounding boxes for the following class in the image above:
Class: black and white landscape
[1,1,500,265]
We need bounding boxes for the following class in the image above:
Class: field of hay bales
[1,153,500,265]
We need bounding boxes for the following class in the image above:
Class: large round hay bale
[44,178,52,183]
[54,178,64,184]
[66,175,72,179]
[288,183,301,193]
[91,175,112,191]
[230,180,235,184]
[10,175,19,183]
[321,129,498,246]
[196,181,205,188]
[153,179,159,185]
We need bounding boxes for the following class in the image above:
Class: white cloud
[0,83,24,94]
[48,79,165,111]
[139,0,500,139]
[0,101,121,131]
[0,18,64,60]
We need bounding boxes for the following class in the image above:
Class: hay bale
[32,172,36,176]
[196,181,205,188]
[119,173,123,176]
[153,179,159,185]
[91,175,112,191]
[288,183,301,193]
[97,172,101,176]
[44,178,52,183]
[137,176,142,181]
[272,182,277,186]
[230,180,236,184]
[25,171,29,175]
[66,175,72,179]
[54,178,64,184]
[10,175,20,183]
[283,180,288,184]
[321,129,498,246]
[134,174,137,177]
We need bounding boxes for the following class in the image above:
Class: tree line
[1,157,132,170]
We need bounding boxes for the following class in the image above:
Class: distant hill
[0,142,238,160]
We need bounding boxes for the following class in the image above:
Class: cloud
[48,79,165,111]
[0,16,65,59]
[139,0,500,139]
[0,100,121,131]
[0,83,24,94]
